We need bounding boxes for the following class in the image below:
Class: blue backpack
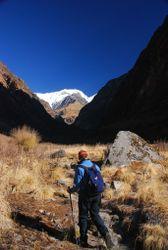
[80,164,104,194]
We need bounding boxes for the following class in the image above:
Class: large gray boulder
[107,131,162,167]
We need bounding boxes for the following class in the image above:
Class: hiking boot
[104,232,114,250]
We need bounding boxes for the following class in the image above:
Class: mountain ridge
[36,89,95,109]
[0,62,60,140]
[37,89,95,124]
[74,15,168,142]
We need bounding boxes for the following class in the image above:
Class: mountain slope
[75,16,168,141]
[55,101,84,124]
[75,74,126,130]
[0,62,59,139]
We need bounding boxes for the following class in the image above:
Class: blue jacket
[73,159,100,193]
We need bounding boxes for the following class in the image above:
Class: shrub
[11,126,40,151]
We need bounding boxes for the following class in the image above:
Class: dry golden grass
[0,132,79,205]
[0,194,13,231]
[115,183,132,201]
[11,125,41,151]
[54,187,69,198]
[0,139,56,202]
[0,134,108,237]
[136,179,166,204]
[155,140,168,153]
[0,163,56,200]
[133,162,168,213]
[141,224,168,250]
[160,166,168,183]
[101,166,118,182]
[112,167,136,185]
[36,185,56,200]
[51,166,66,182]
[0,132,168,249]
[102,160,168,212]
[103,188,114,200]
[51,166,72,187]
[52,143,106,162]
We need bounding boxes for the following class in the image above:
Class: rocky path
[5,193,131,250]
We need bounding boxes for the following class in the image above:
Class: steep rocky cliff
[75,16,168,142]
[0,63,58,139]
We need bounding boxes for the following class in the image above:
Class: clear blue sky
[0,0,167,95]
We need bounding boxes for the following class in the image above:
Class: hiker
[68,150,113,249]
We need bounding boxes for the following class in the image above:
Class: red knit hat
[78,150,88,159]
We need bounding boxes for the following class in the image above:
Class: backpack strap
[78,164,88,174]
[79,163,95,172]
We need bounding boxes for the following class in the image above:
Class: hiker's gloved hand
[67,186,76,193]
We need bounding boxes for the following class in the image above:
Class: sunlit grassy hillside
[0,127,167,249]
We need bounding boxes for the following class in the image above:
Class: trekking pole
[69,193,80,245]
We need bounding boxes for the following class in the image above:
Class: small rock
[39,209,45,215]
[111,181,124,190]
[50,149,66,159]
[104,182,111,189]
[48,198,56,202]
[111,215,119,224]
[112,245,128,250]
[64,164,71,169]
[55,179,66,186]
[110,229,122,246]
[14,234,23,242]
[29,235,37,241]
[45,211,51,217]
[99,212,112,228]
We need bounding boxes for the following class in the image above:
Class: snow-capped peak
[36,89,95,109]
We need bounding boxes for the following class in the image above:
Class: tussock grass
[101,166,117,182]
[51,166,67,182]
[51,166,72,187]
[115,183,132,201]
[136,179,165,204]
[155,140,168,152]
[103,188,114,200]
[112,168,136,185]
[141,224,168,250]
[11,125,41,151]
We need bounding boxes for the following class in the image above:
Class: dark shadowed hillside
[0,63,61,140]
[75,16,168,142]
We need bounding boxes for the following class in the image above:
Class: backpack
[80,164,104,194]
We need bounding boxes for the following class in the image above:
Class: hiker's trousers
[78,193,108,242]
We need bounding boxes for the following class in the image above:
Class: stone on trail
[107,131,162,167]
[50,149,66,159]
[112,181,124,191]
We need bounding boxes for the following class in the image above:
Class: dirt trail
[5,193,131,250]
